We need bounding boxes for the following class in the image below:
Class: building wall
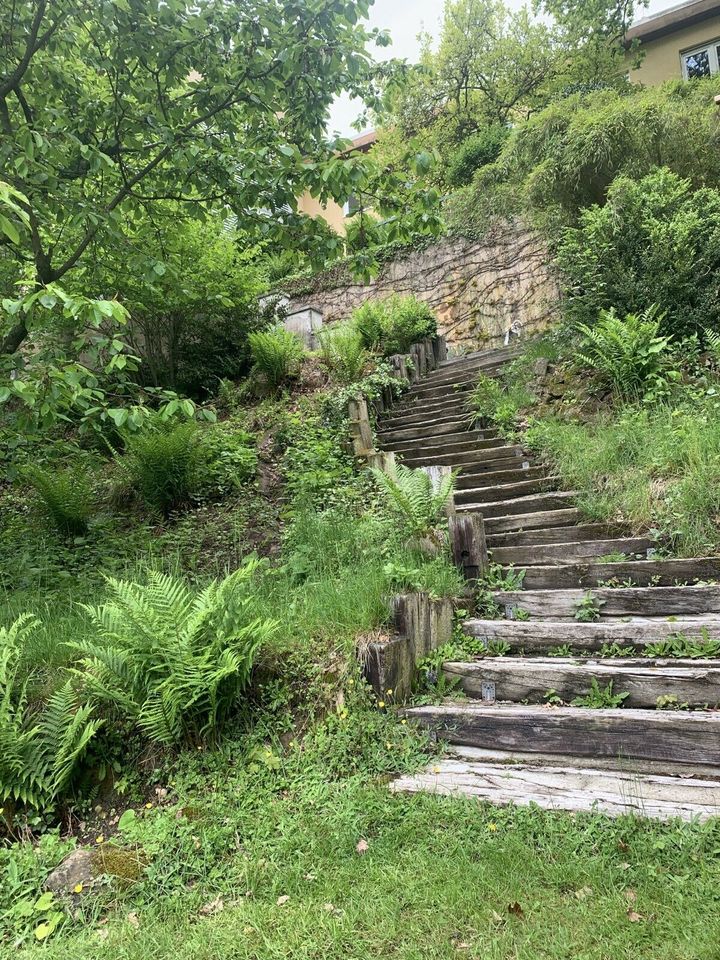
[296,192,347,235]
[282,226,561,353]
[629,15,720,84]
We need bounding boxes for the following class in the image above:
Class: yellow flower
[401,719,407,725]
[378,701,385,709]
[386,689,393,696]
[74,883,84,894]
[145,802,153,809]
[385,742,392,749]
[488,823,498,832]
[95,835,104,844]
[347,679,354,687]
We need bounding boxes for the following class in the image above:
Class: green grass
[525,402,720,557]
[8,709,720,959]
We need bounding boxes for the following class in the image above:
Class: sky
[328,0,684,136]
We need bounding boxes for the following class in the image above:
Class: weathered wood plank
[402,451,528,471]
[455,466,539,489]
[379,419,473,444]
[390,757,720,821]
[449,513,489,584]
[388,431,492,454]
[402,702,720,765]
[490,537,654,566]
[459,491,578,519]
[401,446,524,469]
[462,616,720,650]
[484,508,583,535]
[494,584,720,619]
[487,523,627,548]
[515,557,720,591]
[443,657,720,708]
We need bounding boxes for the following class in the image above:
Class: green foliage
[446,125,510,186]
[352,295,437,356]
[24,465,94,537]
[319,324,369,384]
[73,563,277,745]
[344,212,390,253]
[193,426,257,499]
[574,306,672,400]
[0,616,101,811]
[644,630,720,660]
[370,462,455,541]
[281,410,357,509]
[469,371,533,434]
[248,328,305,392]
[557,169,720,337]
[120,421,201,517]
[571,678,628,708]
[574,593,604,622]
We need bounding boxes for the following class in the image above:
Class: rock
[46,850,93,894]
[533,357,549,378]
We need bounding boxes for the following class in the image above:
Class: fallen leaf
[491,910,504,923]
[624,888,637,904]
[574,886,593,900]
[96,929,109,942]
[355,839,369,855]
[507,902,525,919]
[627,910,644,923]
[276,895,290,906]
[126,912,140,928]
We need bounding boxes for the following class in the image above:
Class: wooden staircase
[379,348,720,820]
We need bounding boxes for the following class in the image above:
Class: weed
[548,644,575,657]
[574,593,605,622]
[571,679,629,708]
[644,630,720,660]
[24,465,94,537]
[656,694,690,711]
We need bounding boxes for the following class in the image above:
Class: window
[681,41,720,79]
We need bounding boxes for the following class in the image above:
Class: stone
[533,357,549,377]
[45,849,93,894]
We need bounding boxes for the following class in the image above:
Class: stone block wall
[282,224,561,352]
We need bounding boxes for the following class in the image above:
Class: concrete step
[454,476,557,506]
[459,491,578,519]
[443,656,720,708]
[462,615,720,652]
[493,583,720,620]
[402,701,720,767]
[513,556,720,591]
[390,749,720,821]
[486,523,628,548]
[490,536,655,567]
[484,508,583,536]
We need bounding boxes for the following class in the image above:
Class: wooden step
[454,476,557,506]
[462,616,720,652]
[390,752,720,821]
[401,379,478,402]
[484,508,583,535]
[401,447,526,469]
[514,556,720,591]
[379,419,473,444]
[487,523,627,548]
[490,537,654,567]
[493,584,720,620]
[381,405,471,430]
[402,701,720,766]
[459,491,577,519]
[455,465,540,489]
[443,657,720,708]
[383,430,487,454]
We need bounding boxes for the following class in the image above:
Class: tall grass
[525,402,720,556]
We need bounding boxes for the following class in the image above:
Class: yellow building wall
[296,192,347,235]
[629,15,720,84]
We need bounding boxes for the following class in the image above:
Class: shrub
[557,169,720,338]
[24,465,94,536]
[120,420,200,516]
[370,462,455,541]
[319,323,368,384]
[195,425,257,498]
[248,327,304,391]
[73,562,278,745]
[352,296,437,356]
[446,125,509,187]
[0,615,102,812]
[575,306,672,401]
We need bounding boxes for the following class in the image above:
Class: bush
[24,465,94,537]
[557,169,720,338]
[0,616,102,812]
[446,125,509,187]
[370,462,455,542]
[574,306,672,401]
[248,327,305,391]
[352,295,437,356]
[319,323,368,384]
[121,420,200,516]
[73,562,278,745]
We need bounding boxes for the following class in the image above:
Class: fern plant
[25,465,94,536]
[575,305,672,400]
[72,561,278,745]
[319,323,368,384]
[120,421,200,516]
[0,616,102,811]
[371,462,455,541]
[248,327,304,391]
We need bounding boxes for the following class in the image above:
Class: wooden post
[347,396,375,458]
[449,513,489,584]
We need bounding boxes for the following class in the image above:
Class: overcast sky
[328,0,683,136]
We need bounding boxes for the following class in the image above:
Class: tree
[0,0,389,356]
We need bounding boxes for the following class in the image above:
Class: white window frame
[680,39,720,79]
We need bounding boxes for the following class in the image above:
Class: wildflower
[385,742,392,749]
[145,802,153,809]
[95,835,104,844]
[401,719,407,725]
[74,884,84,894]
[378,700,385,708]
[347,679,354,686]
[386,689,393,696]
[488,823,498,832]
